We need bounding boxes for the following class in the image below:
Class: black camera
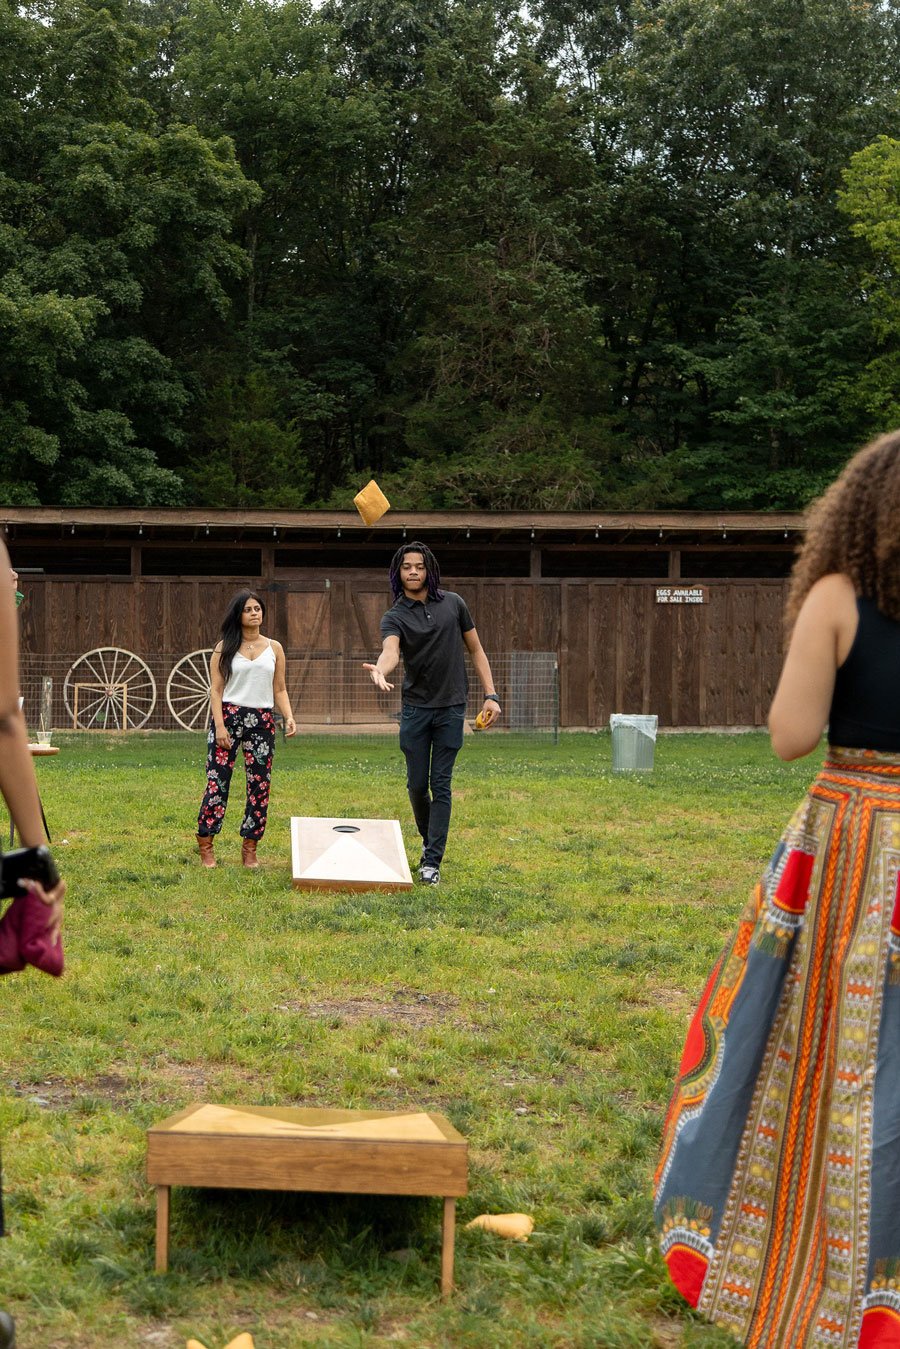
[0,845,60,899]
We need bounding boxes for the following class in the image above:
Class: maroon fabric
[0,891,63,976]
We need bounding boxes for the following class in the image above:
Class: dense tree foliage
[2,0,900,508]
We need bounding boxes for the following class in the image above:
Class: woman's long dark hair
[388,541,444,601]
[218,589,266,685]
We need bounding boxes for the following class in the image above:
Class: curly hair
[786,430,900,630]
[388,541,444,602]
[218,589,266,685]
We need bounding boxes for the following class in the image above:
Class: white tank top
[222,641,276,708]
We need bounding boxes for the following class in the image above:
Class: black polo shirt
[380,591,475,707]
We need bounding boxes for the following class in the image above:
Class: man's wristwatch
[485,693,501,704]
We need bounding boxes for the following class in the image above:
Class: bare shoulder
[269,638,284,655]
[799,573,856,620]
[796,573,858,663]
[212,641,224,654]
[808,572,856,601]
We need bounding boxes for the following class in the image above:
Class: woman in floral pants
[196,590,295,868]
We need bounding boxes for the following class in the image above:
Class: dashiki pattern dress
[655,597,900,1347]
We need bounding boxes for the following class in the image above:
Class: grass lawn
[0,731,821,1348]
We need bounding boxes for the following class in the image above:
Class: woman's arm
[0,541,65,935]
[768,573,857,761]
[209,645,231,748]
[272,642,296,736]
[0,557,50,843]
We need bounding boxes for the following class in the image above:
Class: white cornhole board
[291,816,414,892]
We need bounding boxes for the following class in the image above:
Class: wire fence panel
[19,651,559,742]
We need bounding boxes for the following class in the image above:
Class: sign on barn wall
[655,586,707,604]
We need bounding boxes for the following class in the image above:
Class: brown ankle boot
[196,833,216,868]
[241,838,259,869]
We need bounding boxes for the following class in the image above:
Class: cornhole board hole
[291,816,413,892]
[147,1103,468,1296]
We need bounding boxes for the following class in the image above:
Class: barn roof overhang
[0,508,806,549]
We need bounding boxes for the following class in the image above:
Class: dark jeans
[399,703,466,867]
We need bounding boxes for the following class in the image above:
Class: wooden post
[441,1196,455,1298]
[155,1185,170,1273]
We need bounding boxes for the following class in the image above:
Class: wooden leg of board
[441,1196,455,1298]
[155,1185,170,1273]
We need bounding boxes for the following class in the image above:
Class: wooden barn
[2,508,803,732]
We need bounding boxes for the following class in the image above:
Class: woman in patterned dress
[195,590,295,868]
[655,430,900,1347]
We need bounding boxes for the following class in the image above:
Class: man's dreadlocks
[388,541,444,602]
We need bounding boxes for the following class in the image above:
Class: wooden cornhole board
[147,1103,468,1295]
[291,816,413,892]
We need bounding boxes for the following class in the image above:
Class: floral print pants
[196,703,276,839]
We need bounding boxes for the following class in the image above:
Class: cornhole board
[147,1103,468,1296]
[290,816,413,892]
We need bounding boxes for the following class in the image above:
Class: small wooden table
[147,1103,468,1296]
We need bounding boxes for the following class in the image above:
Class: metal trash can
[610,714,658,772]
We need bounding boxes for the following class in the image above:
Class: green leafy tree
[170,0,412,500]
[377,7,624,508]
[183,369,312,506]
[537,0,900,506]
[0,0,255,504]
[839,135,900,431]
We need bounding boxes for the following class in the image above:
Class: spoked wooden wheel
[64,647,157,730]
[166,649,213,731]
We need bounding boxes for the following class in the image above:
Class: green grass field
[0,731,821,1348]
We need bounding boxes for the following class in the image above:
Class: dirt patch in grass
[137,1326,178,1348]
[148,1056,214,1094]
[6,1057,264,1109]
[650,1315,686,1347]
[7,1072,131,1108]
[652,983,696,1013]
[623,982,693,1015]
[275,988,462,1029]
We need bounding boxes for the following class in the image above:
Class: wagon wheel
[166,649,214,731]
[64,647,157,730]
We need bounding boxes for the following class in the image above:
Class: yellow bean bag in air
[353,479,391,525]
